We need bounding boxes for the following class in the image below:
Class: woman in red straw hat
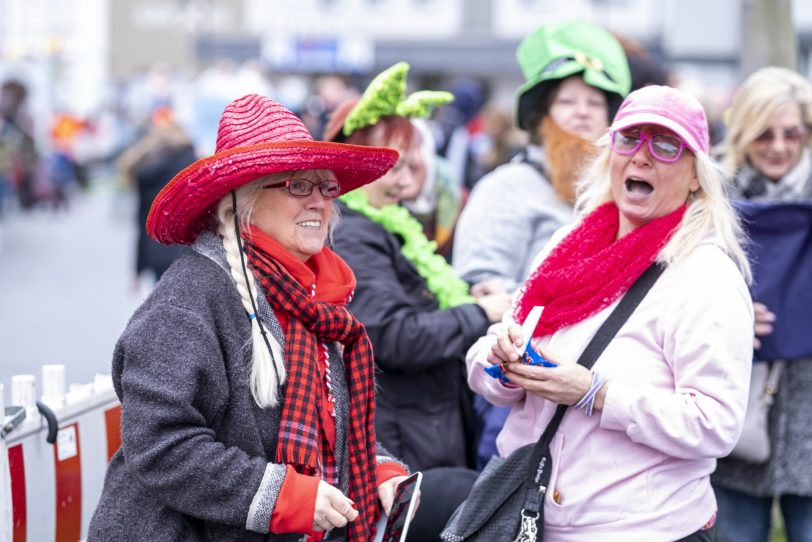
[88,94,410,541]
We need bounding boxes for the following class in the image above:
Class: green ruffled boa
[340,190,474,309]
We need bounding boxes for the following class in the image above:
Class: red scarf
[243,230,377,542]
[246,226,356,459]
[244,226,357,306]
[515,202,685,337]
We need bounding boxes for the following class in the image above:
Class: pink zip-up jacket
[467,240,753,541]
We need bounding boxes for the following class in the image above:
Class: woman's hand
[486,323,523,366]
[378,475,421,517]
[476,292,513,324]
[504,356,596,407]
[485,330,610,411]
[753,301,776,349]
[312,480,358,532]
[470,279,508,298]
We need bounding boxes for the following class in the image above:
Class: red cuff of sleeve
[376,462,409,487]
[269,465,319,536]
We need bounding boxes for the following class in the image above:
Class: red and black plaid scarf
[244,241,377,541]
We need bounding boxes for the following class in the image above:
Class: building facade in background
[1,0,812,139]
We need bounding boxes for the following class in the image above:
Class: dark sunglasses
[262,178,341,198]
[610,129,687,163]
[752,126,806,144]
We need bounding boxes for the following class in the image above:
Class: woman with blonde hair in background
[712,66,812,542]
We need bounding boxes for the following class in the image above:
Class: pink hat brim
[147,140,399,245]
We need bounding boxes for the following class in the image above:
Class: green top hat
[515,20,631,131]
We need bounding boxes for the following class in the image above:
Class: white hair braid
[216,192,286,408]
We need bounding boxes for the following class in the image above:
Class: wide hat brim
[147,140,398,245]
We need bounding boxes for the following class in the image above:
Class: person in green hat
[453,19,631,294]
[451,19,631,469]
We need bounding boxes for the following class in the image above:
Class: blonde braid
[216,195,286,408]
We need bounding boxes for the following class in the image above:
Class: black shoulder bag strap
[514,262,665,542]
[516,148,549,180]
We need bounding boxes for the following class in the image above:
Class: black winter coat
[132,144,196,277]
[332,203,490,471]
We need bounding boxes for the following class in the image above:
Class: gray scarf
[734,150,812,201]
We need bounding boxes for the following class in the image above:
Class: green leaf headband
[342,62,454,137]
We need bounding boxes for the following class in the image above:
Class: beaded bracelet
[574,370,608,417]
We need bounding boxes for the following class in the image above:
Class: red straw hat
[147,94,399,245]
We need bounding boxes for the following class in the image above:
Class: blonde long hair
[575,136,751,283]
[716,67,812,172]
[214,170,339,408]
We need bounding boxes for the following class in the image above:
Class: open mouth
[625,177,654,196]
[297,220,322,229]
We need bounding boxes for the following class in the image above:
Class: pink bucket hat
[609,85,710,154]
[147,94,399,245]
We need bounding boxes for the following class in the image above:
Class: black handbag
[441,263,664,542]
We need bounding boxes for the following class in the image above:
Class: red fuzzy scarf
[244,242,377,542]
[515,202,685,337]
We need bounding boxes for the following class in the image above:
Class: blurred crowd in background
[0,42,725,255]
[0,43,675,229]
[1,2,812,540]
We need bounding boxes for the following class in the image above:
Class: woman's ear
[689,175,701,194]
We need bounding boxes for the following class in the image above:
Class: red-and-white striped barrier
[1,368,121,542]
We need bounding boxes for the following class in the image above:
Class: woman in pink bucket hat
[89,94,413,541]
[449,85,754,541]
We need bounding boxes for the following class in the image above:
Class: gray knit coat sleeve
[87,249,292,541]
[114,255,284,531]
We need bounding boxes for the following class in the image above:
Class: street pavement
[0,184,145,398]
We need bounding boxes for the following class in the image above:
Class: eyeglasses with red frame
[262,178,341,198]
[752,126,807,145]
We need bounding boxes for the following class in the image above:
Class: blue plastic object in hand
[483,307,556,383]
[483,343,557,383]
